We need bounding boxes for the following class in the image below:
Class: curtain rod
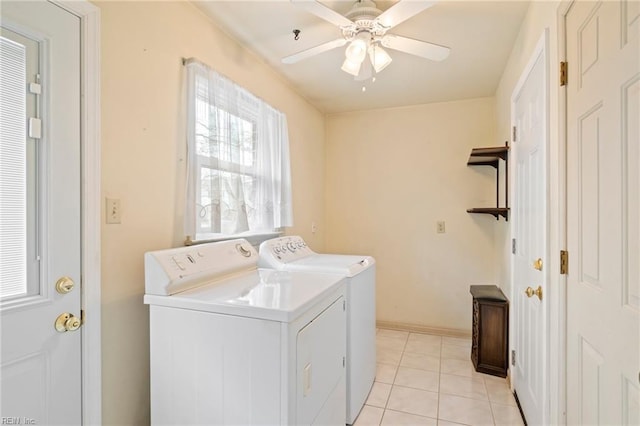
[182,57,207,67]
[182,56,238,84]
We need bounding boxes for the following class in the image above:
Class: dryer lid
[144,269,345,323]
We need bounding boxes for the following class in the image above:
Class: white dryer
[258,236,376,425]
[144,239,347,425]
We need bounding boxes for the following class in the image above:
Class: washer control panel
[259,235,315,265]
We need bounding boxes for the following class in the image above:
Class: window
[184,60,293,241]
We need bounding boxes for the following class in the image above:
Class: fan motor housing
[344,2,382,22]
[343,0,386,39]
[345,1,381,21]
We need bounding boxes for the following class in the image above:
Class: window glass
[0,30,41,301]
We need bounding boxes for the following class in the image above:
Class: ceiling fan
[283,0,451,81]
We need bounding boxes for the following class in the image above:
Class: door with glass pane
[1,1,82,424]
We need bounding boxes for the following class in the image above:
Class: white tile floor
[353,329,525,426]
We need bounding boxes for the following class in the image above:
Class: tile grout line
[483,375,498,425]
[382,333,406,424]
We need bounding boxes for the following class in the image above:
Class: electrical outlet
[437,221,446,233]
[106,198,121,224]
[311,221,317,234]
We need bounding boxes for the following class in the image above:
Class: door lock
[55,276,75,294]
[55,313,81,332]
[525,286,543,301]
[533,258,543,271]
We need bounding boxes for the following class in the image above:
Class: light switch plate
[106,198,121,224]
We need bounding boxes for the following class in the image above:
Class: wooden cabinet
[470,285,509,378]
[467,142,509,220]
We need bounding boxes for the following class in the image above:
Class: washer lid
[284,254,375,277]
[144,269,345,323]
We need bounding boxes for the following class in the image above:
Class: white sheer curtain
[184,60,293,240]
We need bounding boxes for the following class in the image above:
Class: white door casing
[565,0,640,424]
[0,0,101,423]
[511,31,549,426]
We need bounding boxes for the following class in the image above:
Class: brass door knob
[533,258,543,271]
[55,313,81,332]
[525,286,543,301]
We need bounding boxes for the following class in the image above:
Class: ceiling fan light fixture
[345,32,370,63]
[368,44,392,73]
[341,57,362,76]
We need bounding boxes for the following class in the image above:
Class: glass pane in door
[0,28,41,302]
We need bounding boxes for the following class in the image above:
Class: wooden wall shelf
[467,142,510,221]
[466,207,510,220]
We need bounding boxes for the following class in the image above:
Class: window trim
[184,230,282,249]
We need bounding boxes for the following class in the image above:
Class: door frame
[52,1,101,423]
[555,1,572,424]
[509,28,551,425]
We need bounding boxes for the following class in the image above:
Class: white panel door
[566,1,640,424]
[0,1,82,424]
[512,42,547,426]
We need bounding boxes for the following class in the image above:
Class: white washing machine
[258,236,376,425]
[144,239,347,425]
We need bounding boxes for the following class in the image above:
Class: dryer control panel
[258,235,315,267]
[145,239,257,296]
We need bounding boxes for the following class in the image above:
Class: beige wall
[325,98,499,332]
[97,1,326,424]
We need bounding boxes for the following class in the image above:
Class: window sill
[186,230,282,249]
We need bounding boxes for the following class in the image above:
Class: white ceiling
[193,0,530,114]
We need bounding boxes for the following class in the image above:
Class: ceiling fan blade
[291,0,353,27]
[375,1,437,29]
[282,38,347,64]
[381,34,450,61]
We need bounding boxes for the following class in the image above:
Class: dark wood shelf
[467,157,500,168]
[468,146,509,161]
[467,143,509,221]
[466,207,510,220]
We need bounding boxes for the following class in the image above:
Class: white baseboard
[376,320,472,339]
